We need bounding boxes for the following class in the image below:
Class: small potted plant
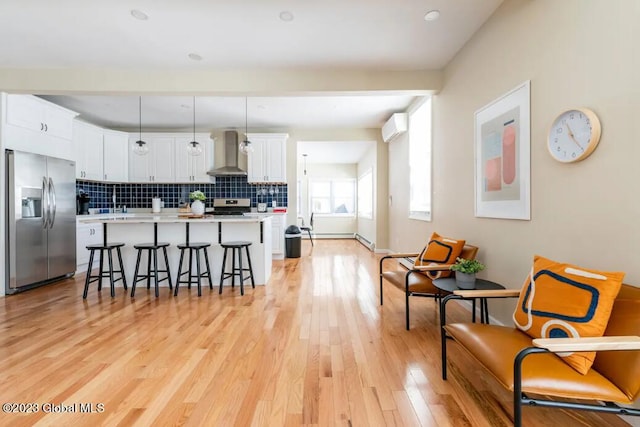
[189,190,207,216]
[450,257,485,289]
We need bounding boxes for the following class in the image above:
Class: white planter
[191,199,205,216]
[455,272,476,289]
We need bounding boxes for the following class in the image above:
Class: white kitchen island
[79,215,272,288]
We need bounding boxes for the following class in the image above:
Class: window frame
[308,178,356,217]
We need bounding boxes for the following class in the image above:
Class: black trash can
[285,225,302,258]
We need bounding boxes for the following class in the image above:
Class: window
[309,179,355,215]
[357,168,373,219]
[409,98,432,221]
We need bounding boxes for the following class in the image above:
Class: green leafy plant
[189,190,206,201]
[450,257,485,274]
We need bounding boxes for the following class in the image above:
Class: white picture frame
[474,80,531,220]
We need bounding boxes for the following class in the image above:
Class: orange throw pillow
[414,232,466,278]
[513,255,624,374]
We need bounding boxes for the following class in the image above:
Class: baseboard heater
[304,232,354,239]
[355,233,375,251]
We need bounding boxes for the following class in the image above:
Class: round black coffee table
[433,277,505,324]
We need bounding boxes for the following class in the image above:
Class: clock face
[548,108,601,163]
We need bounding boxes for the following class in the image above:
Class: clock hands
[565,123,583,150]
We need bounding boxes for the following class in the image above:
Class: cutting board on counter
[178,213,205,218]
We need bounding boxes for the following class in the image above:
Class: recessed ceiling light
[279,11,294,22]
[131,9,149,21]
[188,53,203,61]
[424,10,440,21]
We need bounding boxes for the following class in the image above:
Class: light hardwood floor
[0,240,631,426]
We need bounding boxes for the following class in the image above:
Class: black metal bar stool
[174,223,213,297]
[131,223,172,297]
[219,241,255,296]
[83,242,127,299]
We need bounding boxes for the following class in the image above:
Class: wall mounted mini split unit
[381,113,408,143]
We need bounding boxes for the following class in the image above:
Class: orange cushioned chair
[379,232,478,330]
[440,283,640,426]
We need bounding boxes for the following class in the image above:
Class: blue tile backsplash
[76,176,288,210]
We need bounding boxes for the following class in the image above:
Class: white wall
[284,128,387,244]
[298,163,357,236]
[388,0,640,324]
[357,145,376,246]
[388,130,413,251]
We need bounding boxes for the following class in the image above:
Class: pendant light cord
[193,96,196,143]
[139,96,142,142]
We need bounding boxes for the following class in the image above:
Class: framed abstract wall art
[474,80,531,220]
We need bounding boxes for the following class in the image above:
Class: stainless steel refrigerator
[5,150,76,294]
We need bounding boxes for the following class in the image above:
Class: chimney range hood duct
[207,130,247,176]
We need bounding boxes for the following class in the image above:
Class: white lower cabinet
[245,213,286,258]
[76,220,102,272]
[271,214,285,258]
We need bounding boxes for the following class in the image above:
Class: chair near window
[379,232,478,330]
[300,213,314,246]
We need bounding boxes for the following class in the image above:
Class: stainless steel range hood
[207,130,247,176]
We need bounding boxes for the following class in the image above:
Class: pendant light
[132,96,149,156]
[239,97,253,155]
[186,96,202,156]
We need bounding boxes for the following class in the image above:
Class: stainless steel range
[212,198,251,216]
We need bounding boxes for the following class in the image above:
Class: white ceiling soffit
[0,1,503,70]
[40,94,418,130]
[298,141,374,164]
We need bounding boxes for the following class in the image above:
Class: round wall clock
[547,108,601,163]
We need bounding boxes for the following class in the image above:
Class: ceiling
[0,1,502,70]
[4,1,503,155]
[298,140,374,165]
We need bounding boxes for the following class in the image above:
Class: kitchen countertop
[79,214,270,224]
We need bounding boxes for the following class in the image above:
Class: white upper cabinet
[152,138,176,182]
[246,133,288,183]
[3,94,78,159]
[74,122,128,182]
[74,121,104,181]
[6,94,75,139]
[129,133,213,183]
[128,137,152,182]
[174,134,214,183]
[103,130,129,182]
[128,136,176,183]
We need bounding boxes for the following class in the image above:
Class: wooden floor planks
[0,240,632,426]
